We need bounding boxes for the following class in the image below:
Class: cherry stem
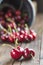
[2,44,14,49]
[25,24,28,28]
[8,25,12,33]
[2,44,17,49]
[15,39,18,47]
[31,54,35,61]
[7,17,18,33]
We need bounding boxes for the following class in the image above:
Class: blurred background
[32,0,43,13]
[0,0,43,13]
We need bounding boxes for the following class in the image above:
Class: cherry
[1,34,6,41]
[15,32,20,39]
[24,31,28,41]
[15,16,21,21]
[10,49,22,60]
[8,36,14,43]
[0,30,5,35]
[17,27,21,32]
[24,13,28,21]
[27,34,33,41]
[17,46,24,55]
[18,34,24,42]
[20,20,25,24]
[15,10,21,16]
[19,30,25,35]
[5,34,9,40]
[5,14,9,19]
[7,12,12,17]
[30,30,37,40]
[29,49,35,57]
[2,22,8,29]
[24,34,28,41]
[9,22,14,29]
[12,29,15,34]
[23,48,30,59]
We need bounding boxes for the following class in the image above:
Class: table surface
[0,14,43,65]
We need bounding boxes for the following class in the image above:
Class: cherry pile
[0,29,36,43]
[10,46,35,60]
[0,9,29,29]
[0,9,37,43]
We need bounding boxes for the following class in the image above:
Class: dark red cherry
[27,34,33,41]
[15,10,21,16]
[23,48,30,59]
[18,34,24,42]
[24,31,28,41]
[8,36,14,43]
[29,49,35,57]
[2,22,8,29]
[10,49,22,60]
[20,20,25,24]
[15,32,20,39]
[9,22,14,29]
[12,29,15,35]
[5,34,9,40]
[24,13,28,21]
[30,30,37,40]
[15,16,21,21]
[17,46,24,55]
[19,30,25,35]
[0,30,5,35]
[17,27,21,32]
[7,12,12,17]
[1,34,6,41]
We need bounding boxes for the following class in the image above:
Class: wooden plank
[0,44,13,65]
[40,34,43,65]
[40,59,43,65]
[40,34,43,59]
[21,37,41,65]
[13,43,26,65]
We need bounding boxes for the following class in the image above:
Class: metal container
[0,0,36,27]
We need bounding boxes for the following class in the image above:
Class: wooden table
[0,14,43,65]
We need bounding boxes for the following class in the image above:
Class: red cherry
[24,31,28,41]
[5,34,9,40]
[17,27,21,32]
[8,36,14,43]
[19,30,25,35]
[12,29,15,35]
[24,13,28,21]
[15,16,21,21]
[20,20,25,24]
[18,34,24,42]
[15,10,21,16]
[9,23,14,29]
[2,22,8,29]
[24,35,28,41]
[10,49,22,60]
[1,34,6,41]
[27,34,33,41]
[29,49,35,57]
[0,30,5,35]
[30,30,37,40]
[23,48,30,59]
[5,14,9,18]
[7,12,12,17]
[17,46,24,55]
[15,32,20,39]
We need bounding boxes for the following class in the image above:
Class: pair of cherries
[1,29,36,43]
[10,46,35,60]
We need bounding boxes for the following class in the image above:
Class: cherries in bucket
[0,5,36,44]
